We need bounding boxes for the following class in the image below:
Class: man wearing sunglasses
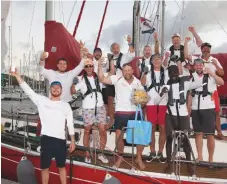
[39,46,88,102]
[71,58,108,164]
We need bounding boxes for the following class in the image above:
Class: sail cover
[44,21,81,71]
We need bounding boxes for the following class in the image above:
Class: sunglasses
[84,65,94,68]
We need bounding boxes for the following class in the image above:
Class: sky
[1,0,227,75]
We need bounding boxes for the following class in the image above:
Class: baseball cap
[201,42,211,49]
[194,58,204,64]
[93,47,102,53]
[172,33,181,39]
[50,81,62,88]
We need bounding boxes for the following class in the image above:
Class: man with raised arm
[190,59,224,162]
[71,58,109,164]
[98,61,146,170]
[106,35,135,129]
[184,30,225,140]
[10,68,75,184]
[39,43,87,102]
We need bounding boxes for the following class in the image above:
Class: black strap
[115,52,123,70]
[191,74,210,98]
[83,74,101,115]
[169,45,185,63]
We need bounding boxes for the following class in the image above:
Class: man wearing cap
[140,53,168,162]
[71,58,109,164]
[163,33,191,79]
[184,36,225,140]
[98,62,146,170]
[190,58,224,162]
[39,46,87,102]
[93,47,109,114]
[163,64,203,175]
[10,68,75,184]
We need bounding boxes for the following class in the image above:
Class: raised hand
[9,67,19,77]
[165,51,170,58]
[188,26,196,33]
[184,37,191,43]
[80,47,89,59]
[79,40,85,49]
[127,35,132,44]
[40,52,49,61]
[153,32,158,40]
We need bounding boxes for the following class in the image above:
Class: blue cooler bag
[126,105,152,145]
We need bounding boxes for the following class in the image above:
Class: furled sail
[1,1,10,72]
[44,21,81,71]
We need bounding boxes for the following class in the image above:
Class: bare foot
[137,160,146,170]
[114,157,123,168]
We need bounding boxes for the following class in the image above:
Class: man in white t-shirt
[190,59,224,162]
[164,65,203,175]
[106,36,136,131]
[39,49,86,102]
[98,62,146,170]
[72,58,108,164]
[140,53,168,162]
[184,36,225,140]
[11,68,75,184]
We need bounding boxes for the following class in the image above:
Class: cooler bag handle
[135,104,144,121]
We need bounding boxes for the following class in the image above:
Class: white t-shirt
[145,70,169,105]
[167,80,202,116]
[111,52,135,77]
[191,55,223,73]
[139,56,152,71]
[75,76,104,109]
[20,82,74,140]
[110,75,143,112]
[191,72,216,110]
[39,60,84,102]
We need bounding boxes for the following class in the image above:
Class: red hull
[1,145,209,184]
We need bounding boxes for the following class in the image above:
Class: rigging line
[143,0,150,17]
[202,1,227,36]
[141,0,147,16]
[66,0,77,29]
[149,1,157,19]
[25,0,36,71]
[61,0,65,26]
[174,0,182,12]
[146,1,160,45]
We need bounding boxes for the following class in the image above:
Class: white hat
[171,33,181,39]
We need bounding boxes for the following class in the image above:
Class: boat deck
[71,149,227,180]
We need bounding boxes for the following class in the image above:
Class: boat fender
[102,173,121,184]
[17,156,37,184]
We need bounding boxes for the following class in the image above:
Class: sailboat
[1,1,227,184]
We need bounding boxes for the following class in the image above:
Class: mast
[180,1,185,40]
[45,0,54,96]
[133,1,141,57]
[161,0,165,55]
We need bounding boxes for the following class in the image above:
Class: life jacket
[191,74,211,97]
[167,77,186,106]
[108,52,123,72]
[82,73,102,115]
[139,56,153,79]
[82,73,102,99]
[146,65,165,93]
[169,45,185,63]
